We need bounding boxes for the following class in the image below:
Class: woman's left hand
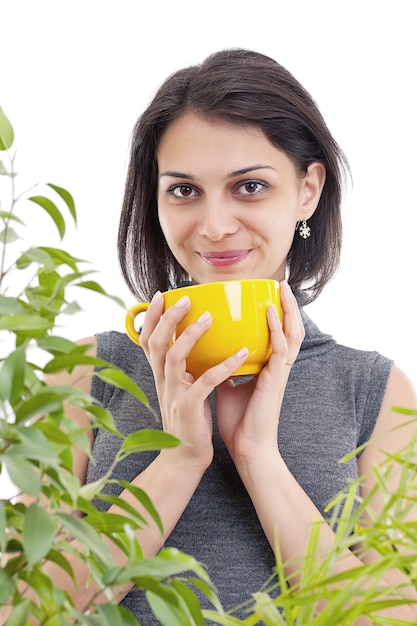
[216,280,305,467]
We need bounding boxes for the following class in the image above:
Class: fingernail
[236,347,249,359]
[151,290,162,304]
[175,295,190,308]
[196,311,211,324]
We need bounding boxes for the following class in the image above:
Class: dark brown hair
[118,48,349,304]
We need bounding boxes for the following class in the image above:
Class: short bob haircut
[118,48,349,305]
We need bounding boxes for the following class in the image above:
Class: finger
[264,283,304,373]
[164,310,213,376]
[140,291,164,351]
[266,303,288,362]
[280,281,305,350]
[142,295,191,378]
[165,311,250,381]
[188,347,250,397]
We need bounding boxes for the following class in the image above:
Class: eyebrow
[159,164,276,181]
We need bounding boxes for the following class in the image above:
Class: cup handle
[125,302,150,346]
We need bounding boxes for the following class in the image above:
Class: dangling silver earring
[299,215,311,239]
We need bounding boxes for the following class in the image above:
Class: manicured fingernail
[236,347,249,359]
[175,295,190,308]
[196,311,211,324]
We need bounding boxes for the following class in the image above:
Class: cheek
[158,209,187,250]
[157,203,171,236]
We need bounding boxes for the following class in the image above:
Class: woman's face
[157,112,324,285]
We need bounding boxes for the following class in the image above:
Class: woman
[47,49,417,621]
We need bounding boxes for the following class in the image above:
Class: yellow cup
[125,279,281,379]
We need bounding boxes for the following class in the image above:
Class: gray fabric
[87,310,393,623]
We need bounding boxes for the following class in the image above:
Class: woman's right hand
[139,291,249,472]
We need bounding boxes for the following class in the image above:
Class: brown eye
[246,182,259,193]
[170,184,198,198]
[236,180,267,195]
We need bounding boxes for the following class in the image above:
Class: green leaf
[0,294,25,314]
[121,429,179,455]
[76,280,125,308]
[0,313,53,336]
[115,548,210,585]
[252,591,285,626]
[3,456,41,495]
[37,335,78,355]
[43,353,109,374]
[146,583,194,626]
[188,577,225,614]
[0,344,26,403]
[85,403,118,434]
[0,226,19,243]
[158,548,211,582]
[392,407,417,417]
[119,480,163,534]
[4,600,32,626]
[96,367,151,407]
[16,246,54,269]
[60,300,82,315]
[40,246,86,269]
[0,568,15,603]
[202,611,245,625]
[28,195,66,239]
[10,426,61,464]
[46,548,75,581]
[48,183,77,224]
[23,503,56,567]
[96,604,140,626]
[170,579,205,626]
[85,511,140,534]
[55,512,111,565]
[0,210,25,224]
[0,106,14,150]
[14,390,64,423]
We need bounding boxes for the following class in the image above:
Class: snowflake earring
[299,215,311,239]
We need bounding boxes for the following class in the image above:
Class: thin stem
[0,151,16,292]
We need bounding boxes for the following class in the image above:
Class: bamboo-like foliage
[204,413,417,625]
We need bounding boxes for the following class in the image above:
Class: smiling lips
[198,250,251,267]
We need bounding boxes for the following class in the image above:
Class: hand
[215,281,305,467]
[140,292,250,472]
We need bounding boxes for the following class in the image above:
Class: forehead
[157,112,291,174]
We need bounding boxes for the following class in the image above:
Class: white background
[1,1,416,494]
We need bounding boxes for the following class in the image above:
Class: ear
[298,162,326,219]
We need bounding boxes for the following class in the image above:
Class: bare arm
[216,282,417,623]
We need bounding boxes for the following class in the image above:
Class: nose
[197,200,239,241]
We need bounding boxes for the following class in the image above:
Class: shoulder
[299,309,393,385]
[298,310,396,446]
[95,331,143,372]
[370,365,417,440]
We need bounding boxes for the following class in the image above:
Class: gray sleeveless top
[88,310,392,623]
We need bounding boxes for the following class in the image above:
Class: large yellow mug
[125,279,281,379]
